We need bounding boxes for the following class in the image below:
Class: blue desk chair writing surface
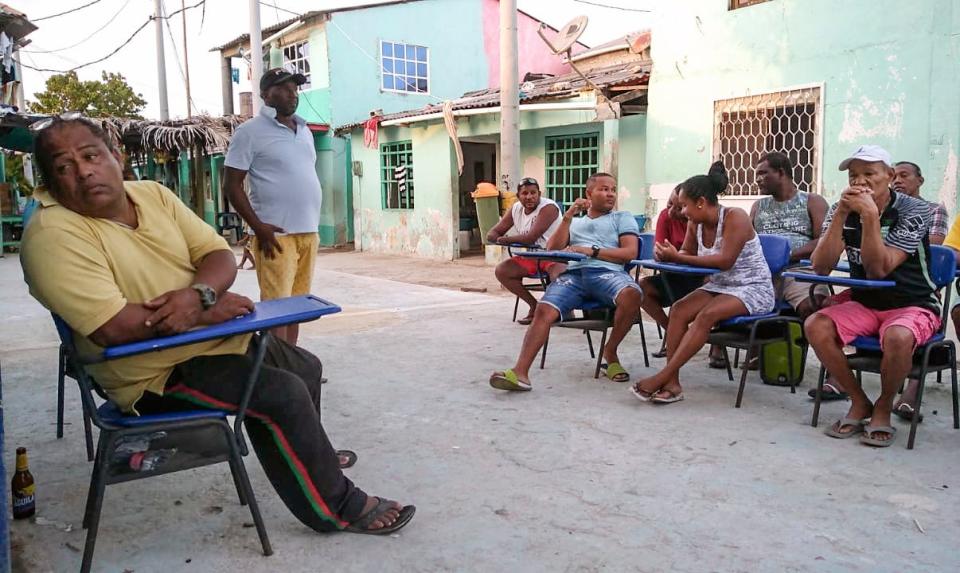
[54,295,340,573]
[788,246,958,449]
[533,236,652,378]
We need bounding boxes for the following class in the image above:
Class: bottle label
[13,484,35,509]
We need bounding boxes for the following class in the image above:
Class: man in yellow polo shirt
[22,117,414,536]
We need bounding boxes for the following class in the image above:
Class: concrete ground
[2,249,960,572]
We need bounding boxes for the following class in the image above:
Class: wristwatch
[591,245,601,258]
[190,283,217,310]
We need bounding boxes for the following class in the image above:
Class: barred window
[545,133,600,206]
[729,0,774,9]
[283,41,311,89]
[380,141,414,209]
[713,86,821,196]
[381,41,429,94]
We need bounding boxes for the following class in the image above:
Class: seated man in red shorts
[487,177,565,324]
[805,145,939,448]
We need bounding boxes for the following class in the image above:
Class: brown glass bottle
[11,447,35,519]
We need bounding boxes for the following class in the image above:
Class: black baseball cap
[260,68,307,92]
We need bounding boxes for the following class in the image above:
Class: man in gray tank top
[750,152,830,319]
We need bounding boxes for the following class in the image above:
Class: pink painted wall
[481,0,587,89]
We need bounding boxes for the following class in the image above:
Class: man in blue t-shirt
[490,173,643,391]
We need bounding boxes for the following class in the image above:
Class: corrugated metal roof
[336,60,650,132]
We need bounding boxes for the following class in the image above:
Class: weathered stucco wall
[646,0,960,214]
[350,106,648,259]
[351,123,458,259]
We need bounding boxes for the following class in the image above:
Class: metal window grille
[545,133,600,206]
[381,41,429,94]
[380,141,414,209]
[283,41,311,89]
[729,0,773,9]
[713,86,821,196]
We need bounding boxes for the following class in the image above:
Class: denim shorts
[540,268,641,317]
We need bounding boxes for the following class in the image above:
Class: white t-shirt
[224,106,323,234]
[509,196,562,248]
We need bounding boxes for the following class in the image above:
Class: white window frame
[712,83,825,197]
[283,40,311,90]
[380,40,430,95]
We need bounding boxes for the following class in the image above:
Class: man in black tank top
[805,145,939,448]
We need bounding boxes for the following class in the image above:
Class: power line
[571,0,651,12]
[24,0,134,54]
[160,0,199,116]
[19,0,206,74]
[258,1,300,17]
[33,0,106,21]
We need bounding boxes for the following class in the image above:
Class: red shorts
[815,301,940,349]
[513,256,557,277]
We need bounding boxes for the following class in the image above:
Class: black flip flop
[336,450,358,469]
[807,383,848,401]
[893,403,924,423]
[345,497,416,535]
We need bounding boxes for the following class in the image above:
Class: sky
[19,0,656,120]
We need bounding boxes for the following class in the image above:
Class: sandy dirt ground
[2,249,959,573]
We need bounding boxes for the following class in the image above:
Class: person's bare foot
[832,402,873,436]
[631,374,663,397]
[355,497,403,531]
[864,404,895,443]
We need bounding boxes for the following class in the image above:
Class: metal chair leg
[735,347,753,408]
[83,408,95,462]
[539,331,549,370]
[80,436,113,573]
[722,347,734,382]
[734,349,740,369]
[227,452,249,506]
[594,329,608,379]
[585,331,595,358]
[227,431,273,556]
[812,366,826,427]
[907,363,929,450]
[57,345,66,439]
[637,315,650,368]
[83,432,109,530]
[512,296,520,322]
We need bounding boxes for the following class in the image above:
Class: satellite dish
[538,15,588,55]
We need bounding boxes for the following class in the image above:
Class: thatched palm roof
[102,115,247,154]
[0,113,248,154]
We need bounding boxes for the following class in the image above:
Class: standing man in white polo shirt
[224,68,323,344]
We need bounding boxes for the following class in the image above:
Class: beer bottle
[11,447,35,519]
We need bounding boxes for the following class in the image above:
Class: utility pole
[499,0,520,197]
[248,0,264,114]
[181,0,192,117]
[154,0,170,121]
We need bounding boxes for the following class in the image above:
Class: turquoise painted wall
[326,0,488,128]
[351,122,458,259]
[646,0,960,214]
[349,106,648,259]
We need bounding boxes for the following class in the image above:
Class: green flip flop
[489,369,532,392]
[601,362,630,383]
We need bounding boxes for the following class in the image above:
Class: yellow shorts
[251,232,319,300]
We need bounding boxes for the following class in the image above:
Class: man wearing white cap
[804,145,939,447]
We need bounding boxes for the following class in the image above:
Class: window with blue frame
[380,41,429,94]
